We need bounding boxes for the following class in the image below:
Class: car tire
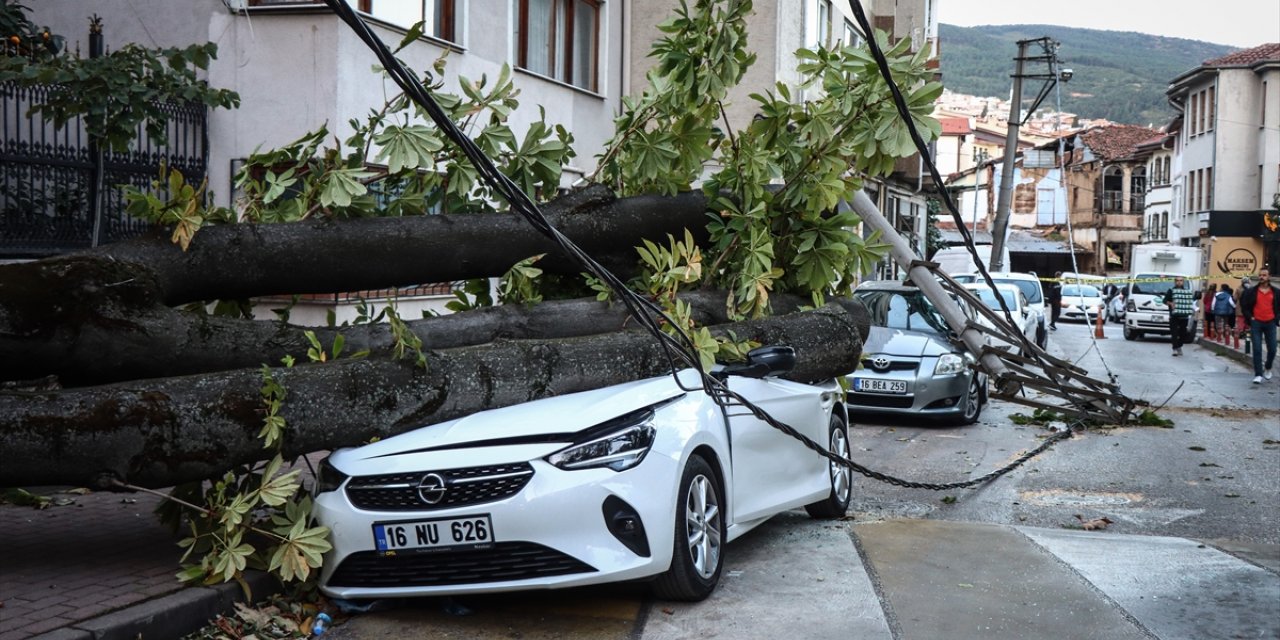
[652,454,723,602]
[955,376,983,425]
[804,412,853,519]
[1036,324,1047,349]
[1123,325,1141,341]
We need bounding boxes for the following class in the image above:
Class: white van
[1123,272,1194,341]
[932,245,1011,277]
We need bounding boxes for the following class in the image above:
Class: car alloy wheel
[805,413,853,518]
[652,455,723,601]
[958,376,983,425]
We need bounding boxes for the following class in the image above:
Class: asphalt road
[846,319,1280,544]
[324,320,1280,639]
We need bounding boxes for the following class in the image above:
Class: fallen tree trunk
[71,185,709,305]
[0,271,857,387]
[0,303,867,489]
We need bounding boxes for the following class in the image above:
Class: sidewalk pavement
[4,492,1278,640]
[0,489,274,640]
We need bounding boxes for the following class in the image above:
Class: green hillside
[939,24,1238,126]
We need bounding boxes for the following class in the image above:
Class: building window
[1188,96,1197,137]
[1205,166,1213,210]
[842,19,861,47]
[1198,92,1207,134]
[358,1,459,41]
[810,0,833,48]
[1263,81,1269,126]
[517,0,599,91]
[1207,86,1215,132]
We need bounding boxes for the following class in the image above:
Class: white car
[1059,283,1105,322]
[962,283,1042,354]
[952,272,1047,348]
[313,347,850,602]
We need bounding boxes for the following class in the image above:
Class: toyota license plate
[374,515,495,553]
[854,378,907,394]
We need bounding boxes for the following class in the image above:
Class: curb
[1195,336,1251,367]
[29,571,279,640]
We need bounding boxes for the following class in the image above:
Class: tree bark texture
[0,304,867,489]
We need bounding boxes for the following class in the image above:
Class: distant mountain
[939,24,1238,126]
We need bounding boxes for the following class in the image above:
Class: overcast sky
[937,0,1280,49]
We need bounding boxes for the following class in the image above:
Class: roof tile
[1079,124,1163,162]
[1204,43,1280,67]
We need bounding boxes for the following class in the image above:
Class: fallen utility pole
[990,37,1070,273]
[851,190,1134,424]
[852,191,1010,383]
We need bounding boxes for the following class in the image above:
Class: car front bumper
[1126,311,1171,334]
[315,454,681,599]
[846,359,973,418]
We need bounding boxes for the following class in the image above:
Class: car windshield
[1063,284,1100,297]
[1130,274,1177,296]
[856,289,952,335]
[970,287,1018,311]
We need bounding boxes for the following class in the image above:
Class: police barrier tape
[1039,273,1266,284]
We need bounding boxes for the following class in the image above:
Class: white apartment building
[1167,43,1280,243]
[28,0,627,209]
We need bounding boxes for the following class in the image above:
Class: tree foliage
[0,5,240,151]
[0,0,941,592]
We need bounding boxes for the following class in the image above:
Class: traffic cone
[1094,307,1106,339]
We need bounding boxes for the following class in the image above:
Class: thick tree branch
[0,303,867,489]
[74,185,710,305]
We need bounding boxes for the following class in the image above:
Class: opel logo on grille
[872,356,891,371]
[417,473,447,505]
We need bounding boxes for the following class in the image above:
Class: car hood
[862,325,954,358]
[329,370,695,473]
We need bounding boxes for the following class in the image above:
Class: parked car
[1106,291,1126,323]
[846,281,986,425]
[963,282,1042,355]
[314,348,850,603]
[951,272,1047,348]
[1059,283,1105,322]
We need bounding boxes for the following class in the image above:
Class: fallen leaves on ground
[1073,515,1114,531]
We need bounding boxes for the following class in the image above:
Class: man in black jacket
[1046,272,1063,330]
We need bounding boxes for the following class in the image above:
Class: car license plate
[373,515,495,553]
[854,378,907,394]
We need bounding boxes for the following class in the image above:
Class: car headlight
[934,352,968,376]
[546,409,657,472]
[1126,300,1136,311]
[315,456,348,494]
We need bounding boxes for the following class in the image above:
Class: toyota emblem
[417,473,447,505]
[872,356,891,371]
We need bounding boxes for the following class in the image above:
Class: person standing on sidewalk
[1240,268,1278,384]
[1047,272,1063,330]
[1212,283,1237,339]
[1162,275,1195,356]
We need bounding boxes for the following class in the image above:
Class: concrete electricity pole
[989,37,1070,272]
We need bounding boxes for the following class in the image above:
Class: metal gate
[0,80,208,258]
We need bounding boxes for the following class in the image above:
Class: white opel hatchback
[313,347,850,602]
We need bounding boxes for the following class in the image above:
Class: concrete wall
[1259,68,1280,209]
[1214,68,1261,211]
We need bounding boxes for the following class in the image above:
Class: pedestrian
[1212,283,1236,339]
[1162,275,1195,356]
[1047,272,1063,330]
[1240,268,1278,384]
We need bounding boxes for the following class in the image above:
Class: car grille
[848,394,914,409]
[326,542,597,588]
[345,462,534,511]
[860,358,919,372]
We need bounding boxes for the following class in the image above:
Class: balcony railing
[1096,191,1145,213]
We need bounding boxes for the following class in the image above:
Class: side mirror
[718,345,796,379]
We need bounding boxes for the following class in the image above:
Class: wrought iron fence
[1,80,208,258]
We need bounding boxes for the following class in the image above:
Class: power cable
[320,0,1079,490]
